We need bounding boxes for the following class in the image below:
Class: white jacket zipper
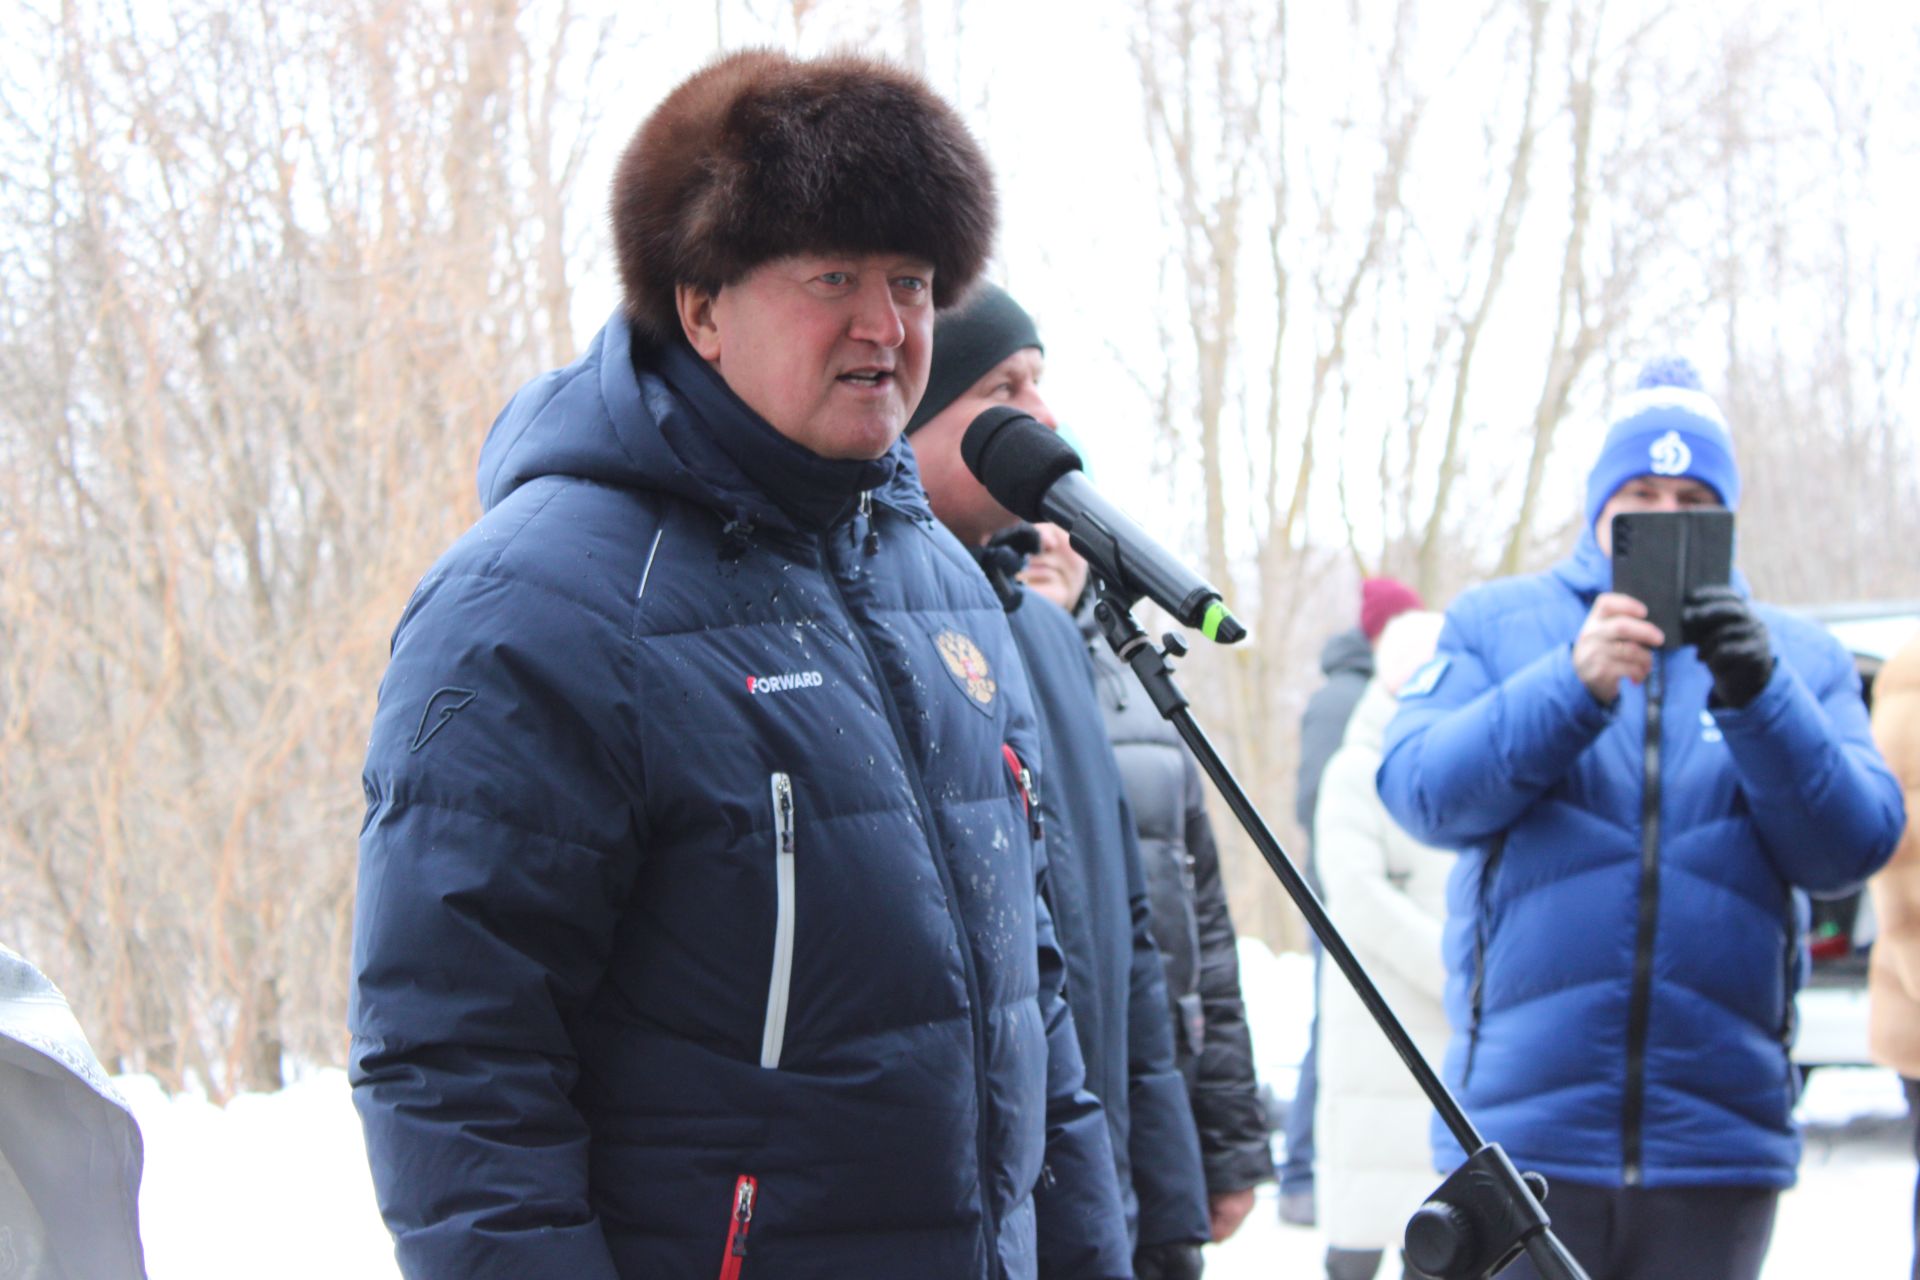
[760,772,796,1069]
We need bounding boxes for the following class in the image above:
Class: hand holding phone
[1573,593,1664,705]
[1682,585,1773,707]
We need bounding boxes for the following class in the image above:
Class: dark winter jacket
[1296,628,1375,839]
[1074,595,1275,1197]
[1376,532,1906,1189]
[984,576,1210,1253]
[349,310,1131,1280]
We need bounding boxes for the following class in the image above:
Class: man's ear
[676,282,723,361]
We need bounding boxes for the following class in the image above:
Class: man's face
[679,252,935,460]
[1019,521,1089,612]
[1595,474,1722,554]
[909,347,1056,546]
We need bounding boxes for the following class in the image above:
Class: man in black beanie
[350,52,1132,1280]
[909,285,1215,1280]
[905,284,1051,540]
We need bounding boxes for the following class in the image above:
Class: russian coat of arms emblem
[935,630,997,706]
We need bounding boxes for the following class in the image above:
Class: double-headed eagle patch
[935,630,997,707]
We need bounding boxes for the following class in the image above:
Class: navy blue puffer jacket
[349,312,1129,1279]
[1377,532,1904,1190]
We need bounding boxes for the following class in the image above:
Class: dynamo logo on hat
[1649,430,1692,476]
[1585,356,1742,528]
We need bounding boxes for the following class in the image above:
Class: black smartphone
[1609,509,1734,649]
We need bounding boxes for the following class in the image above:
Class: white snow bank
[115,943,1911,1279]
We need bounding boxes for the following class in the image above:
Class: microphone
[961,406,1246,644]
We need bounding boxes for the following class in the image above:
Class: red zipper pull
[718,1175,757,1280]
[1001,744,1043,840]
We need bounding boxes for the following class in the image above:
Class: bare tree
[0,0,613,1096]
[1124,0,1919,948]
[1710,12,1920,603]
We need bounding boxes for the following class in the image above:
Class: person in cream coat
[1312,610,1450,1280]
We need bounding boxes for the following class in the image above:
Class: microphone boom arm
[1086,584,1588,1280]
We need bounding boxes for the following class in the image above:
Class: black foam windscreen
[960,406,1083,521]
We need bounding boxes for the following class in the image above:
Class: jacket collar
[1549,531,1613,602]
[649,335,903,533]
[478,308,933,536]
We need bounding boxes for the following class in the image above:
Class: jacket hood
[1320,627,1375,678]
[476,308,933,534]
[1547,526,1612,601]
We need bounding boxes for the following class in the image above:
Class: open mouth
[837,370,893,388]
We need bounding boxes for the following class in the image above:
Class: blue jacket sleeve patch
[1399,656,1450,699]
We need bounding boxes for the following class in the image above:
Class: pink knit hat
[1361,577,1423,643]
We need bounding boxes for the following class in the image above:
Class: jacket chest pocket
[760,773,797,1070]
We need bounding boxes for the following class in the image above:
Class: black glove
[1682,584,1774,708]
[978,523,1041,611]
[1133,1241,1205,1280]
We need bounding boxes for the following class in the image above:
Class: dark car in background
[1790,600,1920,1069]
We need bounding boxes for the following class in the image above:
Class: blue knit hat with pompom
[1584,356,1739,534]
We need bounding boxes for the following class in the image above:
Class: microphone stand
[1088,587,1588,1280]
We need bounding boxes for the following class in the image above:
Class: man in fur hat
[1377,357,1905,1279]
[349,50,1132,1280]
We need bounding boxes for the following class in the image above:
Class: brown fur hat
[611,49,998,343]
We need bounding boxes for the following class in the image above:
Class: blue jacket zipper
[1623,656,1664,1185]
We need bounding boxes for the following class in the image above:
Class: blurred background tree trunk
[0,0,612,1098]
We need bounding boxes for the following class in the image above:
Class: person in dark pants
[1514,1183,1778,1278]
[1376,357,1905,1280]
[1868,629,1920,1279]
[907,285,1212,1280]
[1021,520,1277,1245]
[1282,577,1421,1237]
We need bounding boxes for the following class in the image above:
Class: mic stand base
[1405,1144,1587,1280]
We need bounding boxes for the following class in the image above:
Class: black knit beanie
[906,284,1042,433]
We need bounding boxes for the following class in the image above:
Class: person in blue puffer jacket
[347,50,1132,1280]
[1376,357,1905,1280]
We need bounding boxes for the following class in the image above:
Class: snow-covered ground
[1201,1066,1913,1278]
[120,942,1912,1278]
